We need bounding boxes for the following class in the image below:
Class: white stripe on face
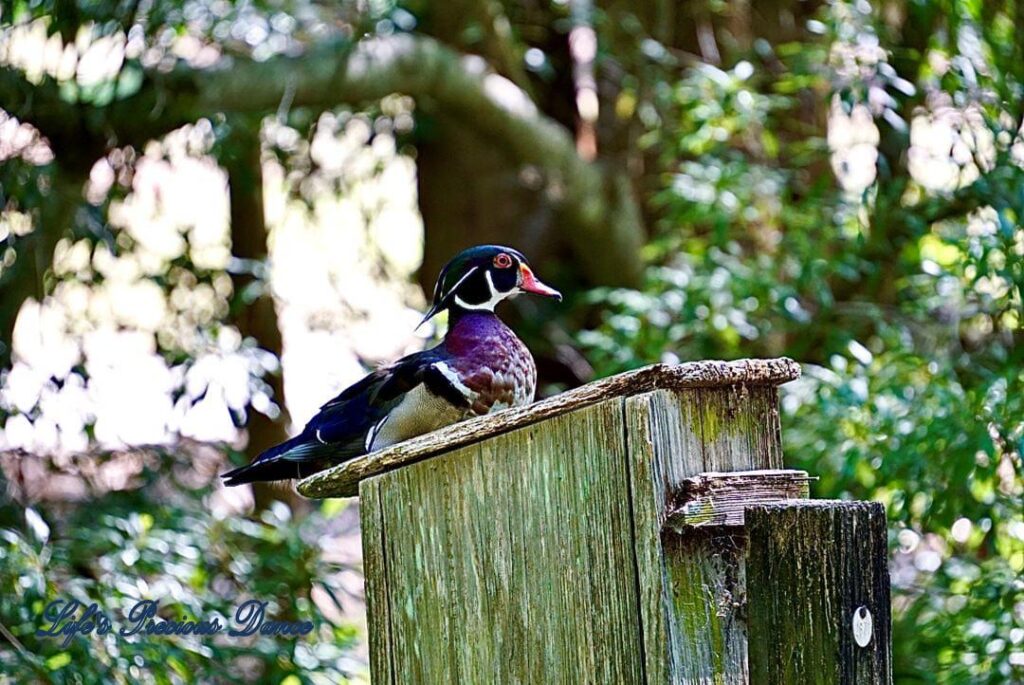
[454,270,511,311]
[441,265,478,304]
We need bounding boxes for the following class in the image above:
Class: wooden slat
[370,400,646,683]
[298,358,800,498]
[699,385,784,472]
[624,389,703,685]
[665,469,813,530]
[746,501,892,684]
[359,477,395,684]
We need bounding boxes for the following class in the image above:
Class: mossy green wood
[359,477,396,683]
[625,385,783,684]
[360,399,646,683]
[746,501,892,684]
[361,383,785,684]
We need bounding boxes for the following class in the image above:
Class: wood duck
[222,245,561,486]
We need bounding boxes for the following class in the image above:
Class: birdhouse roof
[298,358,801,498]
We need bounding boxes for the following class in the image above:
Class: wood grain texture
[358,478,395,684]
[665,469,812,530]
[299,358,800,498]
[624,391,695,685]
[746,500,892,685]
[365,400,645,683]
[698,386,784,473]
[625,385,785,684]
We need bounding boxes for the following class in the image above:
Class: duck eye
[493,253,513,269]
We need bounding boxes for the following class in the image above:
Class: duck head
[419,245,562,326]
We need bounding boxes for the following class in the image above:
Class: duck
[222,245,561,486]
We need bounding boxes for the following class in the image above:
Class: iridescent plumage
[222,245,559,486]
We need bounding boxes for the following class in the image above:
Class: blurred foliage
[0,450,363,683]
[579,1,1023,683]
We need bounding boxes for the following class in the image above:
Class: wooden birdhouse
[299,358,892,684]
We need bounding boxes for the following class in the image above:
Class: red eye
[493,253,513,269]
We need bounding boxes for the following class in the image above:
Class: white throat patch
[454,270,511,312]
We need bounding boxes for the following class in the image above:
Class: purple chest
[442,313,537,413]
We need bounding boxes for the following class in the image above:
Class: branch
[0,65,189,166]
[460,0,536,98]
[196,36,643,283]
[2,35,645,285]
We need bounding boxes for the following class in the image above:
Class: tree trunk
[414,0,565,295]
[413,0,645,297]
[0,169,83,370]
[221,122,296,508]
[415,114,564,293]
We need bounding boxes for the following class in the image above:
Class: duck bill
[518,264,562,301]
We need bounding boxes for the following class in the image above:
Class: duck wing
[221,348,471,485]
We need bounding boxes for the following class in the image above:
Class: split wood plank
[665,469,813,530]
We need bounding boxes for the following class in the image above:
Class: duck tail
[220,434,321,486]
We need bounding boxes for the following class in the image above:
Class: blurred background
[1,0,1022,682]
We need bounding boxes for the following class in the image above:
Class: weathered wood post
[298,359,893,684]
[746,501,892,684]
